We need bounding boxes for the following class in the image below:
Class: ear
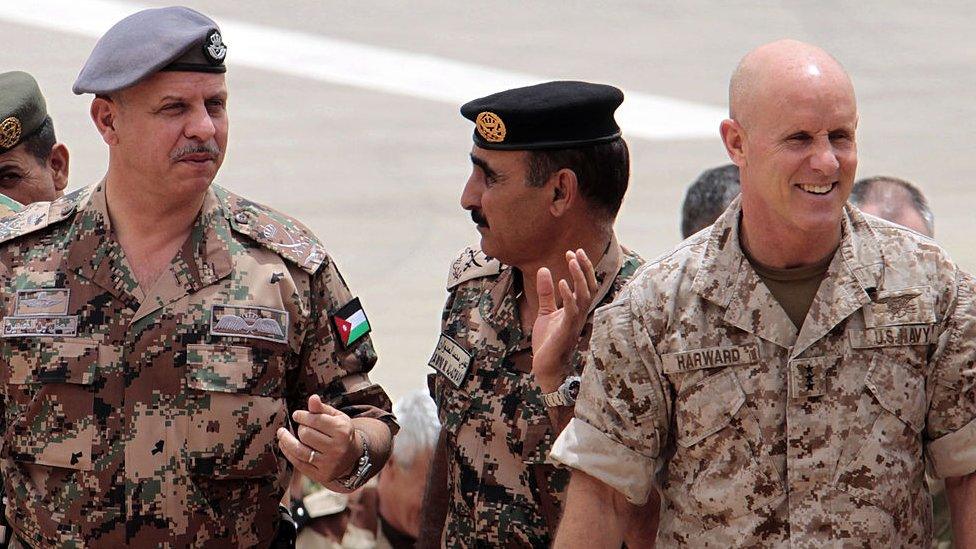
[90,97,120,146]
[548,168,578,218]
[720,118,746,167]
[48,143,69,193]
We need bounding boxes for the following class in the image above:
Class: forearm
[622,487,660,548]
[553,471,626,548]
[945,471,976,546]
[417,429,450,548]
[324,417,392,493]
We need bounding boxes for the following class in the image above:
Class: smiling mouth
[798,182,837,195]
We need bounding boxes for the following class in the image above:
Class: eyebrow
[469,154,497,178]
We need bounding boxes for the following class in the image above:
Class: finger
[536,267,557,315]
[292,410,351,438]
[577,249,598,293]
[558,278,578,319]
[307,395,343,416]
[297,424,334,451]
[277,427,315,468]
[568,257,591,305]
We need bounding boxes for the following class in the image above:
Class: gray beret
[73,6,227,95]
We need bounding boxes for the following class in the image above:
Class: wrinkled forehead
[121,71,227,102]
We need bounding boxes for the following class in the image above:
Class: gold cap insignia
[0,117,22,150]
[475,112,506,143]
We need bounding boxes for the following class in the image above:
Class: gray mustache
[171,142,221,161]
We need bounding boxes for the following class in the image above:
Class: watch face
[567,379,581,400]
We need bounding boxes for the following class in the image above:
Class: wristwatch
[541,375,582,407]
[335,430,372,490]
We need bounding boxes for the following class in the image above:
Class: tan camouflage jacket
[551,198,976,547]
[428,237,642,547]
[0,183,394,547]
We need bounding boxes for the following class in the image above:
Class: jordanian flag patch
[331,297,371,349]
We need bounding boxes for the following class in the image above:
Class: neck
[516,222,613,324]
[740,211,842,269]
[104,171,206,244]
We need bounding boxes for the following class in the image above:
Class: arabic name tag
[2,315,78,337]
[429,334,472,388]
[210,304,289,344]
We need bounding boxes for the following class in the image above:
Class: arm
[622,489,660,549]
[945,471,976,547]
[553,471,627,548]
[417,428,450,548]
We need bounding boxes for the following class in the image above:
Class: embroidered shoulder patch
[331,298,371,349]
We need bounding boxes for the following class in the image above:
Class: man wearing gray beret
[0,6,396,548]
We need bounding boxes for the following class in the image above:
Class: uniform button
[234,211,249,224]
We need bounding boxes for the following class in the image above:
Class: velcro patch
[662,344,759,374]
[210,304,289,344]
[863,287,935,327]
[331,297,371,349]
[2,315,78,337]
[15,288,70,316]
[429,334,472,388]
[788,356,836,400]
[849,324,938,349]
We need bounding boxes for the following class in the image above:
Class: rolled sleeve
[549,287,669,504]
[926,271,976,479]
[293,256,395,430]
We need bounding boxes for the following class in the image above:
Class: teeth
[800,183,833,194]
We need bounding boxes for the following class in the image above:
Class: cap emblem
[204,29,227,64]
[0,117,22,149]
[475,112,506,143]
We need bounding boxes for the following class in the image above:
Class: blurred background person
[679,163,739,239]
[295,389,440,548]
[849,175,934,237]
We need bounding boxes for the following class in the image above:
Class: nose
[460,171,482,211]
[185,104,217,142]
[810,136,840,175]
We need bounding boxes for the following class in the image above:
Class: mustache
[170,141,221,161]
[470,209,489,228]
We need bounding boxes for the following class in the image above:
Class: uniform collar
[66,182,233,320]
[691,197,884,356]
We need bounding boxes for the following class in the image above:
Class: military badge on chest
[210,304,289,344]
[1,288,77,337]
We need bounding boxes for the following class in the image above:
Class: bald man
[850,175,934,237]
[540,40,976,547]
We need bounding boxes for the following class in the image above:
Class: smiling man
[547,40,976,546]
[0,7,395,547]
[420,81,646,547]
[0,71,69,214]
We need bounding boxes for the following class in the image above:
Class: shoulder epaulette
[0,185,92,245]
[447,246,502,290]
[215,185,328,275]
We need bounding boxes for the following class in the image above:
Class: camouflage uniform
[0,183,394,547]
[0,195,22,218]
[551,197,976,547]
[429,237,642,547]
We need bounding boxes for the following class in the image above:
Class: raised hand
[531,249,599,390]
[276,394,361,488]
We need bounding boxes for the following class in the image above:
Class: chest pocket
[836,356,926,514]
[184,343,286,479]
[670,369,784,521]
[3,339,99,471]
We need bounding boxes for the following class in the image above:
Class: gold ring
[307,450,316,464]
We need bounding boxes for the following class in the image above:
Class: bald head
[729,39,855,125]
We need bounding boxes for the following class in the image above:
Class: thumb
[308,394,327,413]
[536,267,557,315]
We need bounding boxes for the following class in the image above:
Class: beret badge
[0,117,22,150]
[475,111,506,143]
[204,29,227,65]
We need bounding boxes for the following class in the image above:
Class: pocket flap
[186,344,256,393]
[9,340,98,385]
[676,369,745,448]
[865,356,926,433]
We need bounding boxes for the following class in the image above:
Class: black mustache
[470,210,489,227]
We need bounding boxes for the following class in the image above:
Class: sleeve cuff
[928,415,976,478]
[548,417,655,505]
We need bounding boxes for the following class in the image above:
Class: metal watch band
[337,429,372,490]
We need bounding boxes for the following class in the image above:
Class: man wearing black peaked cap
[0,6,396,548]
[420,81,656,547]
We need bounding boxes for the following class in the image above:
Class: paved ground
[4,1,975,400]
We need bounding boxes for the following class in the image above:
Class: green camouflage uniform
[552,197,976,546]
[428,237,642,547]
[0,183,394,547]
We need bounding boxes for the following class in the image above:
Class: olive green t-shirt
[747,250,835,329]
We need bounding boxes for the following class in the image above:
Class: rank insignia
[0,117,22,149]
[475,111,506,143]
[210,304,289,344]
[204,29,227,64]
[331,298,371,349]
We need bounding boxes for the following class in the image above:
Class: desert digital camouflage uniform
[551,197,976,547]
[0,182,394,547]
[428,237,642,547]
[0,194,22,218]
